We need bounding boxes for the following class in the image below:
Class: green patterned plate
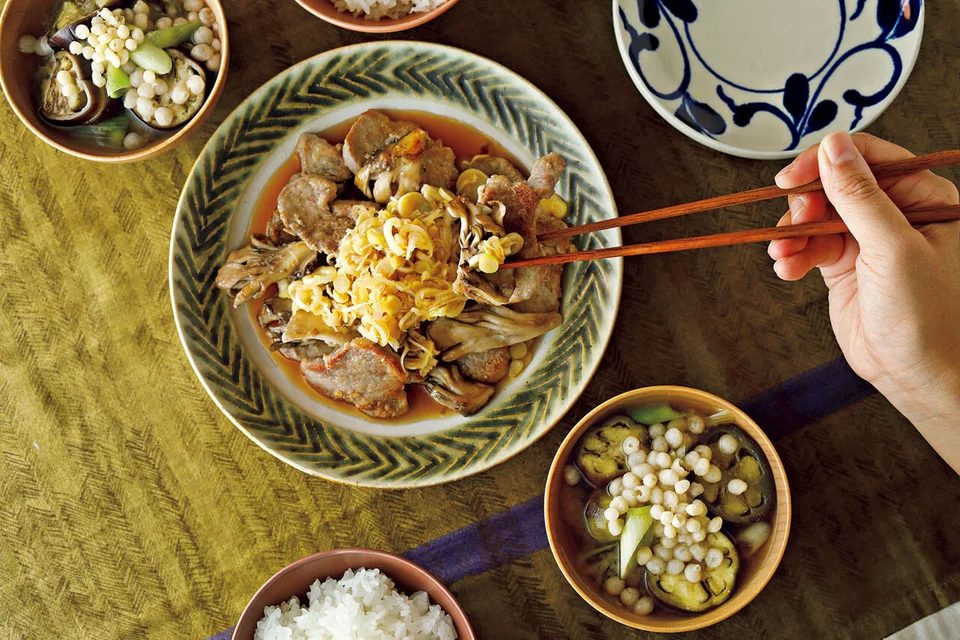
[169,42,622,487]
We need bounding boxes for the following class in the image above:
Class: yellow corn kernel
[509,359,524,378]
[509,342,528,359]
[539,194,568,219]
[367,229,385,246]
[397,191,427,217]
[477,253,499,274]
[389,255,405,269]
[381,294,402,314]
[456,168,488,201]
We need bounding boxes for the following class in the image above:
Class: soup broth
[18,0,223,153]
[559,403,777,617]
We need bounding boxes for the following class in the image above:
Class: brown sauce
[243,110,523,423]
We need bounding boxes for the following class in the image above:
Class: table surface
[2,1,959,638]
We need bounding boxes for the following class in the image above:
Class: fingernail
[775,162,795,187]
[773,260,787,279]
[789,195,805,220]
[822,131,859,165]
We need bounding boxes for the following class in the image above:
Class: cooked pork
[342,110,418,174]
[301,338,409,418]
[511,266,563,314]
[428,305,562,361]
[297,133,353,183]
[509,215,566,314]
[479,174,540,252]
[460,154,524,182]
[536,213,570,256]
[346,111,459,204]
[457,348,509,384]
[277,174,355,255]
[423,364,495,416]
[265,209,298,245]
[216,238,317,307]
[460,166,565,313]
[526,152,566,198]
[418,146,459,191]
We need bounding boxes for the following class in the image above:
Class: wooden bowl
[233,548,476,639]
[0,0,229,163]
[294,0,461,33]
[544,386,792,633]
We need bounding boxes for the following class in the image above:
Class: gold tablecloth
[2,1,959,638]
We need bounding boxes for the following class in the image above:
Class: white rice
[332,0,450,20]
[254,568,458,640]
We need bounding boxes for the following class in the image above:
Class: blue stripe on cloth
[209,357,874,639]
[403,495,547,584]
[740,356,876,441]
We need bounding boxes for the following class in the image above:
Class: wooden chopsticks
[501,149,960,270]
[503,205,960,269]
[536,149,960,243]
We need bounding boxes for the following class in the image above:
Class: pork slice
[457,347,510,384]
[277,174,352,255]
[265,209,297,245]
[536,214,570,256]
[478,175,540,256]
[342,110,418,174]
[527,152,566,199]
[460,154,525,183]
[511,266,563,313]
[511,215,566,314]
[301,338,409,419]
[418,146,459,191]
[297,133,353,183]
[473,174,562,312]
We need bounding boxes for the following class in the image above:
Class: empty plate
[614,0,924,159]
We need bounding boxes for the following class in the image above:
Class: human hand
[769,131,960,472]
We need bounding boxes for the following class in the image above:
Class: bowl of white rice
[234,548,475,640]
[294,0,460,33]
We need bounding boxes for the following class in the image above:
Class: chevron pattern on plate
[169,42,622,487]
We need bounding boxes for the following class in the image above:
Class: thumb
[818,131,912,248]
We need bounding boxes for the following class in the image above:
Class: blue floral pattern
[617,0,923,154]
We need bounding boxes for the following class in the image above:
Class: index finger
[774,133,915,189]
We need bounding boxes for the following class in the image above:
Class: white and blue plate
[614,0,924,159]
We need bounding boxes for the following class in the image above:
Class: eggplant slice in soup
[40,51,111,125]
[48,0,124,50]
[131,50,206,130]
[573,415,647,487]
[699,426,776,524]
[646,531,740,612]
